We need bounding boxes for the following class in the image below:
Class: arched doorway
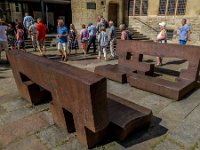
[108,3,118,26]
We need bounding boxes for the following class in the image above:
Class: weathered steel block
[116,40,200,100]
[107,93,152,140]
[94,64,133,83]
[95,45,154,83]
[7,50,152,148]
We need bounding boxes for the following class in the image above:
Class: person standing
[156,22,167,66]
[0,20,8,62]
[98,27,109,61]
[57,19,68,62]
[80,24,89,55]
[108,21,116,59]
[178,18,191,45]
[16,24,26,51]
[23,13,34,30]
[119,24,127,40]
[87,23,97,54]
[68,24,79,55]
[28,20,37,51]
[36,18,46,56]
[6,23,16,50]
[23,13,34,39]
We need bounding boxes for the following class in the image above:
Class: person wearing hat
[156,21,167,66]
[0,19,8,63]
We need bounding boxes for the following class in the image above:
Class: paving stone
[42,110,54,126]
[154,139,183,150]
[0,117,4,126]
[0,105,7,115]
[2,135,48,150]
[157,93,200,130]
[53,137,87,150]
[0,107,37,125]
[37,125,70,149]
[167,104,200,149]
[0,92,20,105]
[0,112,50,148]
[1,98,30,112]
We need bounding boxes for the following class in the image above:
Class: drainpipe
[40,0,46,24]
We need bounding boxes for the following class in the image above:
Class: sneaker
[109,56,115,60]
[97,56,101,59]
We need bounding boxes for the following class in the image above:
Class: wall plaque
[87,2,96,9]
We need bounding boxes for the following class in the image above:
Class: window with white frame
[159,0,187,15]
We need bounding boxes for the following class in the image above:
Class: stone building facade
[71,0,200,45]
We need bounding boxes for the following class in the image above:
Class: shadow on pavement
[118,116,168,148]
[95,116,168,149]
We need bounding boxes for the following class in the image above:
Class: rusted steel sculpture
[7,50,152,148]
[95,46,154,83]
[96,40,200,100]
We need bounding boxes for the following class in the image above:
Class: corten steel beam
[95,46,154,83]
[117,40,200,100]
[7,50,152,148]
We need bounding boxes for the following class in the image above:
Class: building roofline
[7,0,71,4]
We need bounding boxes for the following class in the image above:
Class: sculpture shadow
[163,59,187,65]
[154,67,180,77]
[95,116,167,149]
[118,116,167,148]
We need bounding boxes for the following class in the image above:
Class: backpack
[126,31,133,40]
[99,32,108,47]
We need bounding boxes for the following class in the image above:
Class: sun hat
[159,22,166,27]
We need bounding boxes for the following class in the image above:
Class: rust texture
[95,44,154,83]
[7,50,152,148]
[96,40,200,100]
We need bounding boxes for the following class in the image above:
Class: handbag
[81,38,86,43]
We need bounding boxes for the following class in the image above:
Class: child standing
[98,27,109,61]
[80,24,89,55]
[16,24,26,51]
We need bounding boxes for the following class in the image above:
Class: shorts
[58,42,67,51]
[36,40,45,49]
[179,40,187,45]
[17,41,25,48]
[0,41,9,51]
[31,35,36,42]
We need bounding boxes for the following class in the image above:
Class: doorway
[108,3,118,26]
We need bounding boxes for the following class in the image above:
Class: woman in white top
[156,22,167,66]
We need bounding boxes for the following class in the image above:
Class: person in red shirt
[36,18,46,56]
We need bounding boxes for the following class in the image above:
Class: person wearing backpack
[97,27,109,61]
[119,24,133,40]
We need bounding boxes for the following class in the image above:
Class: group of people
[0,13,47,62]
[0,13,191,64]
[57,16,117,61]
[155,18,191,66]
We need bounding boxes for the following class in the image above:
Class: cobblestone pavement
[0,48,200,150]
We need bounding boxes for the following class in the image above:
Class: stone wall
[71,0,124,32]
[127,0,200,45]
[128,16,200,45]
[71,0,106,31]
